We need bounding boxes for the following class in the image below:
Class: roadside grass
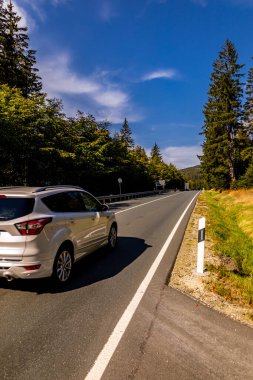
[202,189,253,305]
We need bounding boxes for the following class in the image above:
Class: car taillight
[15,218,52,236]
[0,195,6,198]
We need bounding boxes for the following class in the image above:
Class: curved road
[1,191,252,379]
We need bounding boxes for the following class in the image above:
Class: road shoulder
[169,195,253,328]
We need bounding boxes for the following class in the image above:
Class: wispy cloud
[51,0,67,5]
[10,0,66,28]
[142,69,178,81]
[39,54,99,95]
[191,0,253,7]
[4,0,31,28]
[229,0,253,6]
[161,145,202,169]
[191,0,208,6]
[99,0,119,22]
[92,90,128,108]
[39,52,142,122]
[13,0,68,25]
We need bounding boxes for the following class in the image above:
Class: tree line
[200,39,253,189]
[0,1,184,195]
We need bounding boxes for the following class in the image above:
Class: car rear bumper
[0,259,52,280]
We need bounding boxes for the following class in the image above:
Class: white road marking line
[84,192,199,380]
[115,192,180,214]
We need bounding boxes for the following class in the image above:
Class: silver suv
[0,186,117,284]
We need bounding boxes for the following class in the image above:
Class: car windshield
[0,198,35,221]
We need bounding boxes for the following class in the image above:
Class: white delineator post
[197,217,206,274]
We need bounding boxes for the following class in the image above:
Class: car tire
[108,224,117,250]
[53,245,73,284]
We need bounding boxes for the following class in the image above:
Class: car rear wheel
[53,246,73,284]
[108,224,117,249]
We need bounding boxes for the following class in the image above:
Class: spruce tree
[150,142,162,163]
[200,39,246,189]
[0,0,42,97]
[244,63,253,138]
[149,142,163,183]
[0,0,5,82]
[119,118,134,150]
[239,62,253,188]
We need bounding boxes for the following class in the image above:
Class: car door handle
[91,213,98,220]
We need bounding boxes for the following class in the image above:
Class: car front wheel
[53,246,73,284]
[108,225,117,249]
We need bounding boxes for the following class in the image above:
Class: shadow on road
[0,236,151,294]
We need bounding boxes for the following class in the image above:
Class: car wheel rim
[56,250,72,282]
[109,227,117,248]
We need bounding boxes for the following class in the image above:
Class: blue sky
[8,0,253,168]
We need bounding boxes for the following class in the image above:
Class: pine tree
[244,63,253,139]
[238,62,253,188]
[200,39,246,189]
[119,117,134,150]
[149,142,163,183]
[150,142,162,163]
[0,0,42,97]
[0,0,5,81]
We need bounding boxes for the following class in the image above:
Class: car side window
[66,192,86,212]
[42,192,86,212]
[80,192,101,212]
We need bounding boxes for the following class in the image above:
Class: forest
[1,2,252,194]
[0,1,185,195]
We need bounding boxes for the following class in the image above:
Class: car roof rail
[0,186,24,190]
[33,185,84,193]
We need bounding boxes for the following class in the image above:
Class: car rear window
[0,198,35,221]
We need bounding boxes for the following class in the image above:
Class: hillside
[180,165,203,190]
[180,165,201,180]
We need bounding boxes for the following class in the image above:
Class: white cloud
[39,52,142,122]
[39,53,99,96]
[93,90,128,108]
[96,108,143,124]
[161,145,202,169]
[142,69,177,81]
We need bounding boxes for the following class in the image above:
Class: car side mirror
[101,204,109,211]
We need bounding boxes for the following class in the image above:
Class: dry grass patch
[226,189,253,205]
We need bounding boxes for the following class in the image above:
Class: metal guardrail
[97,190,164,204]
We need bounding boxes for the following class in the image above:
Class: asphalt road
[1,191,252,380]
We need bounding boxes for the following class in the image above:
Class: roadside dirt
[169,195,253,328]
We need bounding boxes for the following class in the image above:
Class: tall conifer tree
[200,39,245,189]
[150,142,162,163]
[120,118,134,150]
[239,63,253,187]
[244,63,253,138]
[0,0,42,96]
